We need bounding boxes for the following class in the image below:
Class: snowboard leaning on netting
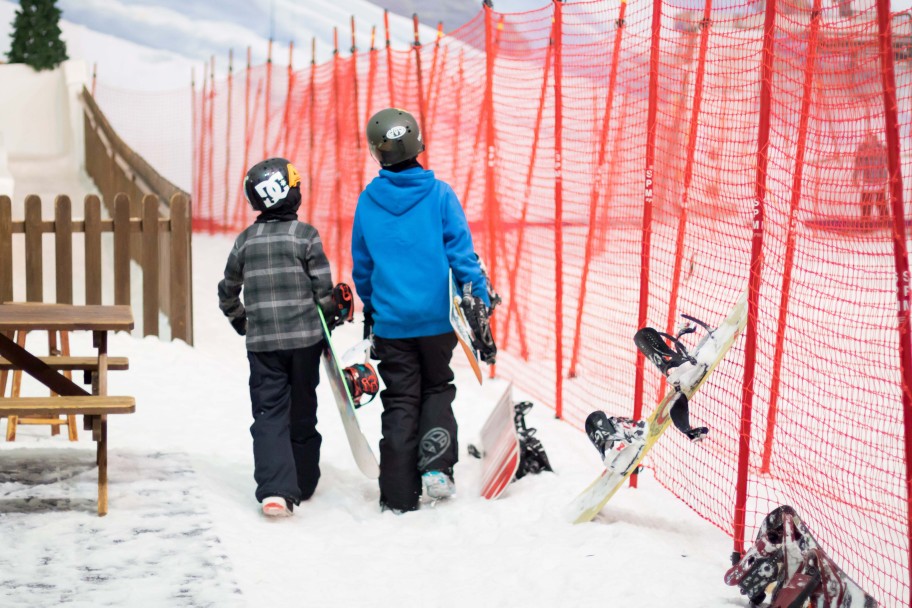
[564,290,748,524]
[317,308,380,479]
[725,505,878,608]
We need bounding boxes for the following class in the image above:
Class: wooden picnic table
[0,303,135,515]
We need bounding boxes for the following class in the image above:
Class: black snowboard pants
[373,332,459,511]
[247,343,323,505]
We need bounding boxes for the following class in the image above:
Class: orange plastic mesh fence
[97,0,912,602]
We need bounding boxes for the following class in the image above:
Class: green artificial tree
[6,0,68,71]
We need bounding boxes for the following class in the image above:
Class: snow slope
[0,0,441,90]
[0,233,746,607]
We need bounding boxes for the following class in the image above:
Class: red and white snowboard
[476,383,520,500]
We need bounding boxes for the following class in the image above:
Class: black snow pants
[247,343,323,504]
[373,332,459,511]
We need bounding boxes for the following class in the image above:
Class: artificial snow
[0,234,746,607]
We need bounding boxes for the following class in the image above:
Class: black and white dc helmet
[243,157,302,213]
[366,108,425,167]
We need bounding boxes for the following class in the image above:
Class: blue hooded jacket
[351,166,490,339]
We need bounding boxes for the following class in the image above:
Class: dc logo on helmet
[386,126,407,140]
[253,172,290,208]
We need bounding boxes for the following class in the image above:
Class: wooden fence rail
[0,193,192,344]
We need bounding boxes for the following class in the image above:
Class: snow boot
[422,470,456,499]
[262,496,293,517]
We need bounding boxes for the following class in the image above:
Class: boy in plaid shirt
[218,157,337,517]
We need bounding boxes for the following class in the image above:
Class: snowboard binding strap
[334,283,355,322]
[634,326,697,376]
[460,283,497,365]
[513,401,553,479]
[344,362,379,408]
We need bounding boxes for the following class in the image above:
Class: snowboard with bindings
[472,383,520,499]
[725,505,878,608]
[468,383,553,500]
[318,308,380,479]
[564,290,748,524]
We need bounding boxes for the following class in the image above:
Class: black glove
[230,315,247,336]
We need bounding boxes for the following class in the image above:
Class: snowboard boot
[262,496,293,517]
[422,470,456,499]
[584,411,647,475]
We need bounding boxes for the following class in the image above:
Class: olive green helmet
[366,108,425,167]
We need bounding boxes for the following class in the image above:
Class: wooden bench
[0,356,129,440]
[0,356,129,381]
[0,396,136,516]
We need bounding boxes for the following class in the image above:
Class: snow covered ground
[0,233,747,607]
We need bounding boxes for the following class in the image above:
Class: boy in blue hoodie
[351,108,491,512]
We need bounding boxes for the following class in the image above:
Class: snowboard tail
[564,290,748,524]
[477,383,520,499]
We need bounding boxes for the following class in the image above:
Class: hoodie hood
[363,167,437,216]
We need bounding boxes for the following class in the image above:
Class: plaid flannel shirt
[218,220,333,352]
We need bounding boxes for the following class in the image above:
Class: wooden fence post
[142,194,160,337]
[84,195,103,306]
[129,191,142,262]
[55,195,74,305]
[24,195,43,303]
[170,194,192,344]
[113,193,131,306]
[0,196,11,303]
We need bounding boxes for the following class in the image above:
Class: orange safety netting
[181,0,912,602]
